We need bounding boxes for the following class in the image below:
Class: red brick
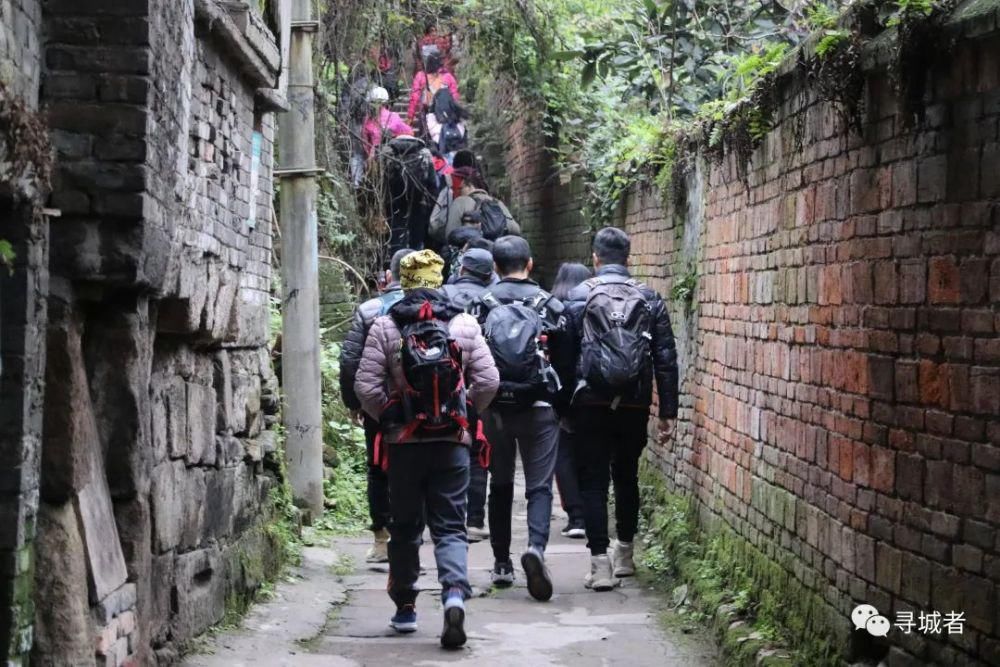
[867,355,895,400]
[917,155,947,202]
[928,256,961,304]
[853,441,871,487]
[871,446,895,492]
[895,360,919,403]
[970,367,1000,414]
[872,261,898,304]
[892,160,917,206]
[898,259,926,304]
[897,453,924,501]
[918,360,950,408]
[960,257,990,304]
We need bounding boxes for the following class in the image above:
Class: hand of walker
[657,418,675,444]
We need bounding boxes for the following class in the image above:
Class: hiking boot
[366,528,390,563]
[520,546,553,602]
[467,524,490,542]
[611,540,636,577]
[390,604,417,633]
[584,554,615,591]
[440,591,467,648]
[560,521,586,539]
[490,560,515,587]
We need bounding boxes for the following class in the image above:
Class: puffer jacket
[355,289,500,445]
[338,284,404,410]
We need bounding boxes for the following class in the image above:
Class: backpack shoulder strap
[479,292,502,313]
[524,291,550,312]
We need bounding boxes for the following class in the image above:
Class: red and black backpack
[395,299,469,440]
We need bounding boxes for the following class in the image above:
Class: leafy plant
[0,239,15,275]
[670,265,697,307]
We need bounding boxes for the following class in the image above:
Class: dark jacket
[564,265,679,418]
[440,274,491,318]
[338,284,404,410]
[479,277,573,407]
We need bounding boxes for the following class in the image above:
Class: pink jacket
[407,71,460,122]
[362,108,414,158]
[355,312,499,445]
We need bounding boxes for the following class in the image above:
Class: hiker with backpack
[362,86,415,163]
[438,168,521,244]
[440,248,496,542]
[549,262,594,539]
[338,249,413,564]
[354,249,499,648]
[415,21,456,75]
[426,87,468,159]
[429,150,478,245]
[407,53,460,136]
[381,135,438,254]
[476,236,570,602]
[564,227,678,592]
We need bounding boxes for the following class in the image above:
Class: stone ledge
[194,0,278,89]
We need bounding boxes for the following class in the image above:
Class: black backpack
[387,136,435,192]
[471,194,509,240]
[480,292,559,405]
[394,303,469,438]
[579,278,652,398]
[431,88,468,154]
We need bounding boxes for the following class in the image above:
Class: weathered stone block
[186,382,216,466]
[172,546,225,641]
[77,477,129,603]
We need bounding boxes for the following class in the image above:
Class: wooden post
[276,0,323,519]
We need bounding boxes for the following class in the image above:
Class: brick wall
[0,0,47,661]
[496,9,1000,665]
[28,1,285,664]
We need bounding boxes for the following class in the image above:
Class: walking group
[338,228,679,649]
[335,17,678,651]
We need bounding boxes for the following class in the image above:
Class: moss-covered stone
[638,461,844,666]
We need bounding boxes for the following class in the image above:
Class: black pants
[364,418,391,532]
[555,427,584,524]
[386,174,430,254]
[572,407,649,556]
[467,438,488,527]
[387,442,472,606]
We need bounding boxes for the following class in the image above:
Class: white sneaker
[584,554,614,591]
[467,524,490,542]
[611,540,635,577]
[366,528,390,563]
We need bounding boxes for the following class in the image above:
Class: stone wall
[0,1,287,664]
[497,5,1000,665]
[0,0,47,660]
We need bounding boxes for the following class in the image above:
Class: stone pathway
[184,476,717,666]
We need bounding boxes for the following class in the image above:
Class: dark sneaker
[490,560,515,587]
[560,522,586,539]
[520,546,553,602]
[440,592,466,648]
[390,604,417,633]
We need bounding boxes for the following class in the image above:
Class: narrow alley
[1,0,999,666]
[184,479,717,666]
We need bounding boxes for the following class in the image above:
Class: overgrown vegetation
[309,335,370,537]
[637,463,840,666]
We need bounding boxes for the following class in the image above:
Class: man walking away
[440,248,495,542]
[565,227,678,591]
[478,236,570,602]
[355,250,499,648]
[338,249,412,563]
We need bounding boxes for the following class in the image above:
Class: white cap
[367,86,389,104]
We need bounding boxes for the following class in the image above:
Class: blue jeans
[483,406,559,561]
[387,442,471,605]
